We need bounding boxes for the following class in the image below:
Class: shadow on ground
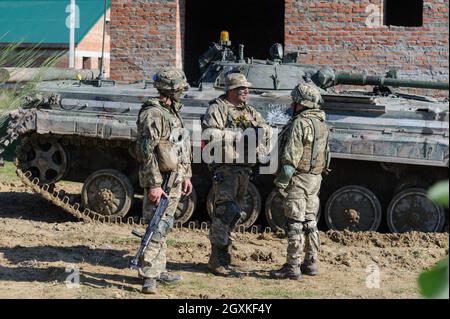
[0,245,131,269]
[0,265,141,292]
[0,192,78,223]
[0,245,214,275]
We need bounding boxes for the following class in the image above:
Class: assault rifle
[129,171,178,270]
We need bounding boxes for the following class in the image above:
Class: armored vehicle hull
[1,38,448,232]
[2,71,447,233]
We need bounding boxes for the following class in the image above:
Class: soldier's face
[171,89,184,102]
[291,102,303,114]
[235,87,249,103]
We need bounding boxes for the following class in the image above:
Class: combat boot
[142,278,157,294]
[208,245,221,270]
[270,263,302,280]
[300,262,318,276]
[158,272,183,285]
[227,245,243,267]
[208,245,240,277]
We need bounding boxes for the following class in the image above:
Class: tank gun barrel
[335,72,449,90]
[314,67,449,90]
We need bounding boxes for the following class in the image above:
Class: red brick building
[110,0,449,91]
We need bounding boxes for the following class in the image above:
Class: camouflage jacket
[136,98,192,188]
[279,109,330,175]
[202,95,271,166]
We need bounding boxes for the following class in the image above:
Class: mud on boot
[142,278,157,294]
[270,263,302,280]
[158,272,183,285]
[300,262,318,276]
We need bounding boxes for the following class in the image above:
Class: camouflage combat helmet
[153,67,188,92]
[290,83,323,109]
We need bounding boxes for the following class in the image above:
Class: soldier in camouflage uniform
[135,67,193,294]
[270,83,330,280]
[202,73,271,277]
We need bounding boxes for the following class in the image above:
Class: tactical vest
[136,99,189,172]
[280,114,330,175]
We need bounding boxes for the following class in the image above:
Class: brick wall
[110,0,180,82]
[110,0,449,94]
[285,0,449,95]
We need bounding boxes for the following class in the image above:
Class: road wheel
[16,136,68,184]
[81,169,134,218]
[387,188,445,233]
[325,185,382,232]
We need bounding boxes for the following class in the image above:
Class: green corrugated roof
[0,0,110,45]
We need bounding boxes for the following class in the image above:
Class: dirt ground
[0,180,448,299]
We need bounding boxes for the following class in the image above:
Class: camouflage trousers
[283,173,322,266]
[209,166,251,247]
[138,183,182,279]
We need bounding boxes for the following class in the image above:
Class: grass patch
[108,237,140,245]
[1,42,63,120]
[186,278,215,290]
[0,160,19,183]
[167,239,195,248]
[390,286,418,295]
[231,284,321,299]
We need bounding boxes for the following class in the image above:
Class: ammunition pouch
[219,201,243,228]
[156,140,178,172]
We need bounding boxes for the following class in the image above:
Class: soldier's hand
[182,178,193,196]
[148,187,168,205]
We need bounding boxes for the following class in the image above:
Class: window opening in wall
[384,0,423,27]
[82,57,91,69]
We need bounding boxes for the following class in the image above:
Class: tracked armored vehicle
[1,40,448,233]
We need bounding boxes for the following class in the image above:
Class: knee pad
[217,201,242,227]
[285,218,303,238]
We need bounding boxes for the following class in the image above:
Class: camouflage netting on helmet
[153,67,188,92]
[291,83,323,109]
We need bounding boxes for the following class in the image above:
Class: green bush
[418,180,449,299]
